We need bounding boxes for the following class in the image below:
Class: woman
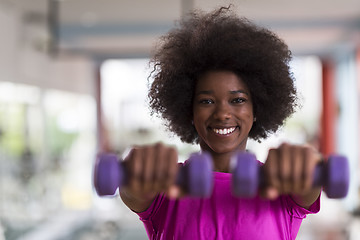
[120,6,321,239]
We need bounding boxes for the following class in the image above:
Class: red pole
[320,60,336,157]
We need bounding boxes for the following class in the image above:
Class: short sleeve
[285,193,321,219]
[136,193,164,221]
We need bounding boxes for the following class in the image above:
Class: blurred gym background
[0,0,359,239]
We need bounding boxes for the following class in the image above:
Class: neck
[199,142,247,173]
[210,151,233,173]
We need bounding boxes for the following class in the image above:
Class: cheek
[239,106,254,120]
[241,109,255,131]
[193,105,207,121]
[193,114,206,130]
[192,109,209,132]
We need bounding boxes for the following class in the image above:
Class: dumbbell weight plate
[186,152,214,197]
[231,152,259,198]
[324,154,349,199]
[94,154,125,196]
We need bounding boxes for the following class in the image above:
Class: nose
[213,102,231,120]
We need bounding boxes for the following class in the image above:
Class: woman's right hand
[120,142,181,212]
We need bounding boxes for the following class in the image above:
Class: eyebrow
[196,90,249,95]
[230,90,249,95]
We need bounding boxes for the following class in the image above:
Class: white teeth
[213,127,236,135]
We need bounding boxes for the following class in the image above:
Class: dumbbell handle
[312,162,326,187]
[313,155,349,198]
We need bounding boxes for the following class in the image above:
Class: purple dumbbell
[231,152,349,199]
[93,152,214,197]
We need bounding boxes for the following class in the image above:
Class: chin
[207,144,239,155]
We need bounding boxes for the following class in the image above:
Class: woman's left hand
[262,143,323,204]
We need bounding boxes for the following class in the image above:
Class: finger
[303,148,318,193]
[291,146,303,195]
[263,148,280,199]
[279,143,292,193]
[153,143,167,192]
[165,147,179,196]
[142,146,156,194]
[167,186,183,199]
[127,147,143,195]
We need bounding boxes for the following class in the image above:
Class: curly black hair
[148,6,298,144]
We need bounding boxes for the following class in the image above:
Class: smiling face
[193,70,254,155]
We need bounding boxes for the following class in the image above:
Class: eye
[199,99,214,104]
[231,97,246,104]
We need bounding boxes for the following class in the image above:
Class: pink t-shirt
[137,171,320,240]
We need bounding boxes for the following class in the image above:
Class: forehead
[195,70,249,92]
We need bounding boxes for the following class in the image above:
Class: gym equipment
[94,150,349,199]
[94,152,213,197]
[231,152,349,199]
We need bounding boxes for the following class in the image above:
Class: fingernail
[267,188,279,200]
[168,186,180,199]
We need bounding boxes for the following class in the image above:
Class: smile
[212,127,236,135]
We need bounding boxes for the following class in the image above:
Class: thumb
[261,187,279,200]
[167,185,185,199]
